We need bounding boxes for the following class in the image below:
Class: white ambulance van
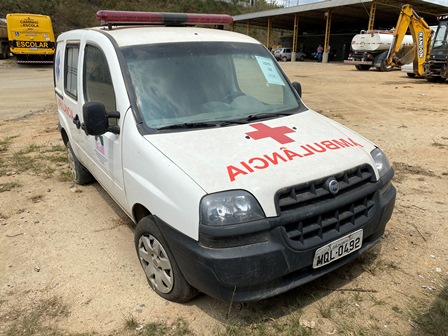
[54,11,396,303]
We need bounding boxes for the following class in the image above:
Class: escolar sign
[13,41,52,48]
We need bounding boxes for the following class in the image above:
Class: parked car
[274,48,306,61]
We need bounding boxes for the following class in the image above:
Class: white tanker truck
[344,30,413,71]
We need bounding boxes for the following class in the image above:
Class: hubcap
[138,235,173,293]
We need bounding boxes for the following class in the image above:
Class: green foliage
[0,0,281,35]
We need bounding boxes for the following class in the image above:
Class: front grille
[275,165,377,248]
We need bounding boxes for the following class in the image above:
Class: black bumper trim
[155,183,396,302]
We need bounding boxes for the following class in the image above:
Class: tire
[135,216,198,303]
[407,73,416,78]
[298,55,305,61]
[426,76,446,83]
[66,141,94,185]
[0,44,8,59]
[379,59,393,72]
[282,56,288,62]
[356,65,371,71]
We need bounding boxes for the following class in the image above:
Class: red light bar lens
[96,10,233,25]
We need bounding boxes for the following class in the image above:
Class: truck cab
[425,15,448,81]
[55,10,396,303]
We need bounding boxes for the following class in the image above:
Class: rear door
[55,31,89,167]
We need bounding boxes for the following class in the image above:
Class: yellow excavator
[386,4,433,77]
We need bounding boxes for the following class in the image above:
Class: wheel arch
[60,127,69,146]
[133,203,151,224]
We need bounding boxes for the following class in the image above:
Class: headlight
[200,190,265,226]
[371,148,392,179]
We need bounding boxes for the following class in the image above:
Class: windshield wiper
[157,122,217,130]
[158,120,249,130]
[246,112,294,121]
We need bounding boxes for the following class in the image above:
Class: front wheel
[135,216,198,303]
[282,56,288,62]
[66,141,94,185]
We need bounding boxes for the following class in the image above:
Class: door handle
[73,114,81,129]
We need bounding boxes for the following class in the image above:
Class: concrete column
[291,52,297,62]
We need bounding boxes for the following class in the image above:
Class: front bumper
[156,170,396,302]
[344,60,374,65]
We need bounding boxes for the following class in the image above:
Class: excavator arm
[386,4,433,76]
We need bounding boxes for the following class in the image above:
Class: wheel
[355,65,371,71]
[298,55,305,61]
[0,45,8,59]
[407,73,416,78]
[66,141,94,185]
[426,76,446,83]
[282,56,288,62]
[135,216,198,303]
[379,59,393,72]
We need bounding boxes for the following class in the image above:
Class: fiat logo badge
[325,178,340,195]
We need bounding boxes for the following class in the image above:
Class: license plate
[313,229,363,269]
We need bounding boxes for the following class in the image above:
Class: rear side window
[83,44,116,112]
[64,44,79,99]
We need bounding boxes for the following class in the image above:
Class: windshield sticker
[255,56,285,86]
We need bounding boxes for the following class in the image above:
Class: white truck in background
[0,18,10,59]
[344,30,413,71]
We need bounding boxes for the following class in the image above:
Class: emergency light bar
[96,10,233,27]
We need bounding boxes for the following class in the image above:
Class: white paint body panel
[145,111,376,218]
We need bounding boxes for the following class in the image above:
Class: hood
[144,110,377,217]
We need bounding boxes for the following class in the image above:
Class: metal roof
[233,0,448,33]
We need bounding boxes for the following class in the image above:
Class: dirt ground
[0,59,447,335]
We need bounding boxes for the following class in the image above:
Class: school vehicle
[6,13,55,63]
[54,11,396,303]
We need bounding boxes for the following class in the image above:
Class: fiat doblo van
[54,11,396,303]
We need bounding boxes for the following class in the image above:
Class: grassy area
[410,278,448,336]
[4,285,446,336]
[0,137,68,180]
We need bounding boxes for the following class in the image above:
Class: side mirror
[82,102,120,136]
[292,82,302,98]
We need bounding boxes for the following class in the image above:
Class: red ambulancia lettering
[227,165,248,182]
[226,138,364,182]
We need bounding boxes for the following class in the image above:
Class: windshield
[121,42,302,130]
[432,21,448,49]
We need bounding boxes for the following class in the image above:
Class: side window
[83,44,116,113]
[64,44,79,99]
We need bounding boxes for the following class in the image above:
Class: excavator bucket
[394,44,415,66]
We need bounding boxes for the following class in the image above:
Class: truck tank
[351,30,413,52]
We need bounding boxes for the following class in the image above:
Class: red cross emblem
[246,123,296,144]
